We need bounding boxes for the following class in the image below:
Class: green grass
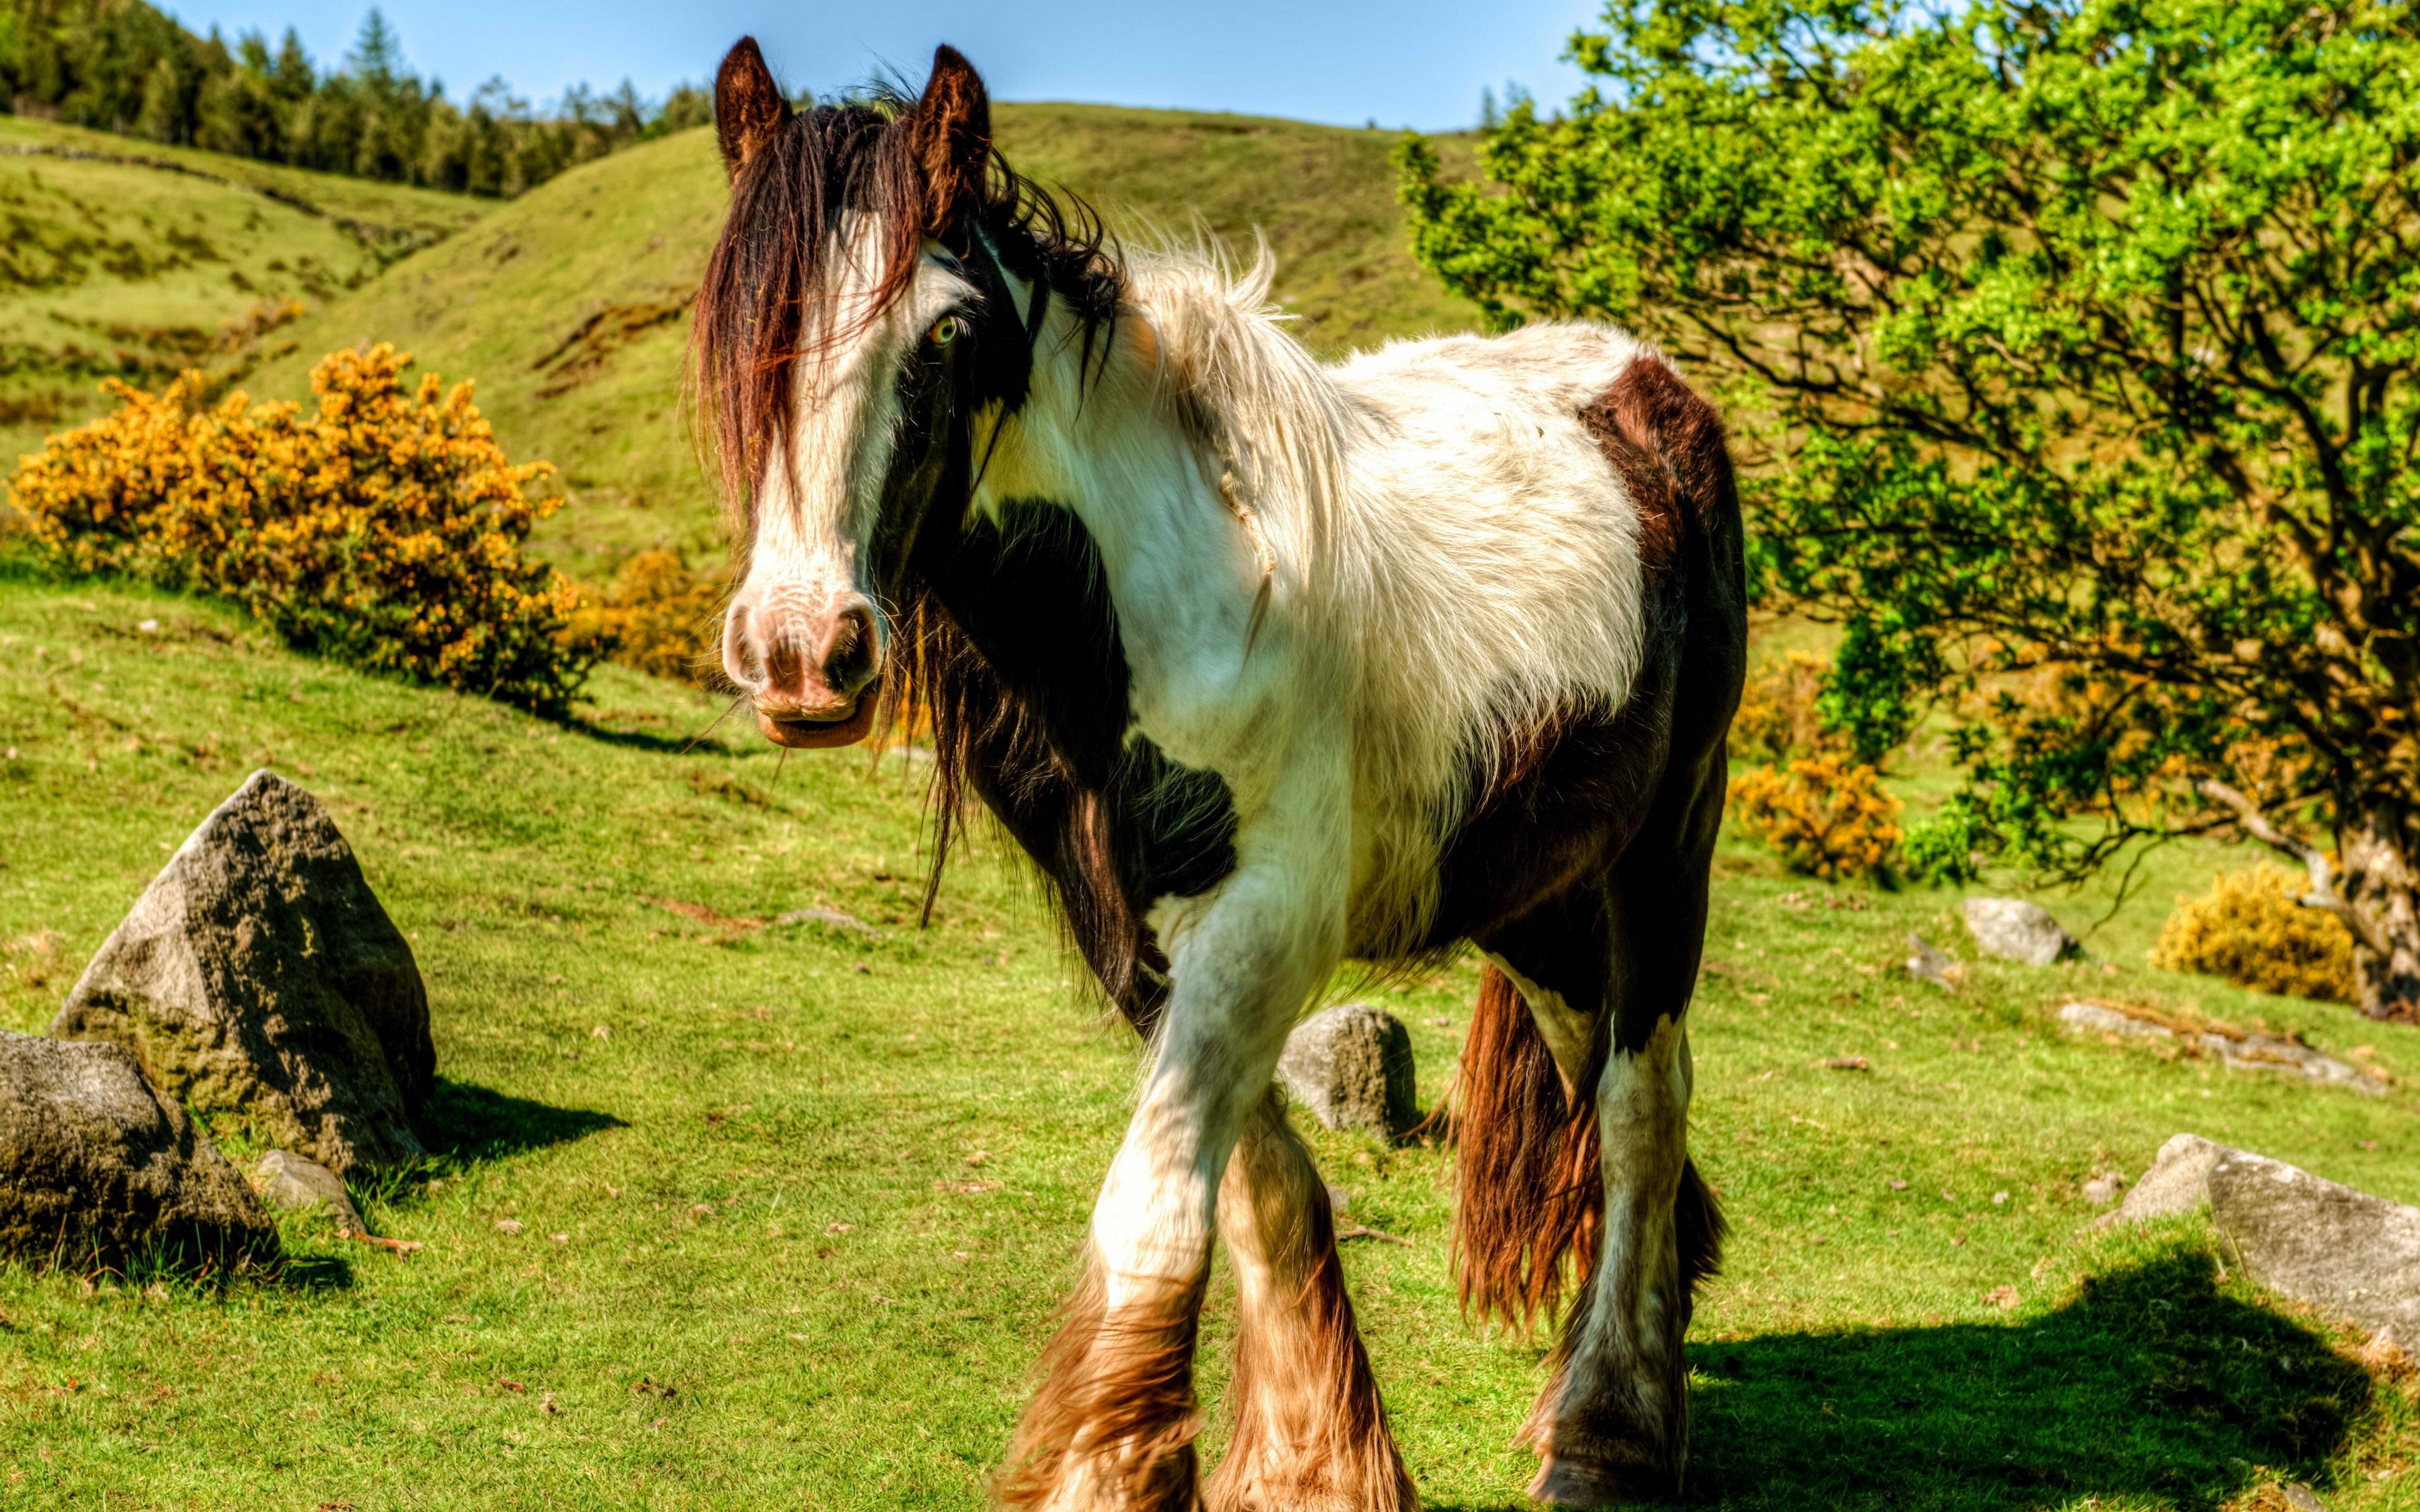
[246,110,1482,583]
[2,575,2416,1509]
[0,116,485,472]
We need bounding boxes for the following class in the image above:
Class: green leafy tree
[1401,0,2420,1019]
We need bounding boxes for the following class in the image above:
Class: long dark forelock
[690,89,1122,538]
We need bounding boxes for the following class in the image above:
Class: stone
[1906,933,1963,990]
[2107,1132,2235,1224]
[2198,1031,2380,1096]
[2060,1004,2380,1096]
[2209,1149,2420,1338]
[254,1149,366,1235]
[2082,1170,2128,1206]
[1963,898,2080,967]
[1277,1004,1418,1140]
[2060,1001,2172,1041]
[0,1029,277,1269]
[51,770,434,1175]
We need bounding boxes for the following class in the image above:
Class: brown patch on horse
[712,38,792,178]
[998,1259,1208,1511]
[1424,355,1733,951]
[1448,965,1603,1332]
[1209,1094,1415,1512]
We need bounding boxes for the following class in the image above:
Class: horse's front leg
[1003,759,1347,1512]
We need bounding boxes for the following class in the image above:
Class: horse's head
[695,40,1054,748]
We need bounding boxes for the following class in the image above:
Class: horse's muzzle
[724,591,883,749]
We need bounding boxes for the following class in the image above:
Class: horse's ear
[906,45,991,234]
[715,37,792,179]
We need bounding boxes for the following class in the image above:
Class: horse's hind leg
[1206,1089,1415,1512]
[1525,788,1726,1506]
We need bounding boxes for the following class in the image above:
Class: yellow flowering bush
[2152,864,2358,1004]
[12,345,593,713]
[1730,650,1835,765]
[568,548,725,685]
[1731,753,1903,882]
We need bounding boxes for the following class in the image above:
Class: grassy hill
[249,107,1484,581]
[3,571,2415,1509]
[0,115,486,469]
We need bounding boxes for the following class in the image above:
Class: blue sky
[171,1,1598,131]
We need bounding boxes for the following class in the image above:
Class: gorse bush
[1731,650,1835,766]
[1731,753,1902,883]
[568,548,725,685]
[2154,865,2359,1005]
[12,344,593,714]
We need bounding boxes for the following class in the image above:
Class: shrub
[11,346,593,714]
[1730,650,1835,766]
[2153,866,2358,1005]
[567,549,726,685]
[1901,795,1985,886]
[1731,753,1902,883]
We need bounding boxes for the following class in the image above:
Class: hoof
[1528,1453,1671,1508]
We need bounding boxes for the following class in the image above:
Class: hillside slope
[0,115,485,467]
[251,106,1483,580]
[3,572,2413,1508]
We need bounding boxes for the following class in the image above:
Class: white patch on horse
[1564,1014,1693,1433]
[723,217,974,690]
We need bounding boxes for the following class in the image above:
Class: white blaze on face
[722,214,978,736]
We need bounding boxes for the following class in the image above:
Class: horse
[692,39,1747,1511]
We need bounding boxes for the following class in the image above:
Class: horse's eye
[928,315,962,347]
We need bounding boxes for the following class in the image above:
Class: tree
[1400,0,2420,1020]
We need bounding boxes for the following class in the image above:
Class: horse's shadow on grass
[420,1077,624,1165]
[1438,1251,2371,1512]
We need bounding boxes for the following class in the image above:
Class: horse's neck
[972,301,1282,767]
[981,309,1222,585]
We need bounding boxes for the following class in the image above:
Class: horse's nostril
[822,600,881,695]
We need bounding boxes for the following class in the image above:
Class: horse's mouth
[756,696,876,749]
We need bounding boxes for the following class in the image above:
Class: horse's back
[1325,321,1745,955]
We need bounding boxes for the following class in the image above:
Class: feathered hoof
[1526,1452,1673,1509]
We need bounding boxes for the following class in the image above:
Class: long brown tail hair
[1451,965,1724,1331]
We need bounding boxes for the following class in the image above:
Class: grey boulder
[2210,1150,2420,1338]
[1964,898,2079,967]
[51,770,434,1175]
[2107,1132,2233,1223]
[1277,1004,1419,1140]
[0,1029,277,1268]
[254,1148,367,1235]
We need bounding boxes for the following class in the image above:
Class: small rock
[2210,1150,2420,1338]
[1325,1184,1352,1215]
[2199,1031,2378,1096]
[2060,1001,2173,1041]
[2105,1133,2235,1225]
[1906,934,1963,990]
[254,1150,367,1235]
[1886,1177,1909,1191]
[775,907,876,933]
[2281,1485,2329,1512]
[2081,1170,2127,1206]
[51,771,434,1174]
[2061,1004,2378,1096]
[0,1030,278,1269]
[135,619,160,635]
[495,1218,524,1235]
[1277,1004,1419,1140]
[1962,898,2080,967]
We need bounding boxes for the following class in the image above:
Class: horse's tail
[1450,964,1724,1331]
